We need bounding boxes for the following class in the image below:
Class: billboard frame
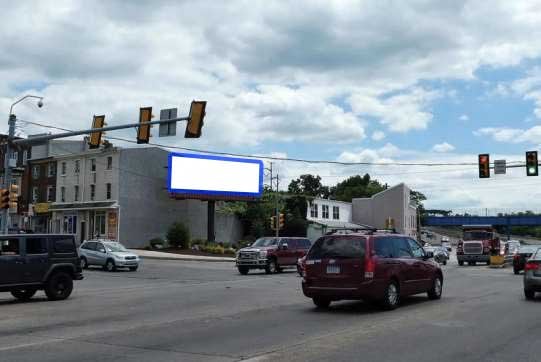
[167,152,264,200]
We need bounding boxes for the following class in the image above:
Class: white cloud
[432,142,456,153]
[371,131,385,141]
[459,114,469,121]
[474,126,541,144]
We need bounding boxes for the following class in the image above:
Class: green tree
[329,174,387,202]
[166,222,190,249]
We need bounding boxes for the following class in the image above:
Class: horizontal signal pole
[12,117,189,145]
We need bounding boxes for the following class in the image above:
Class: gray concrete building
[50,145,242,247]
[352,183,418,238]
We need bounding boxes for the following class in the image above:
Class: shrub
[166,222,191,249]
[214,245,225,255]
[149,238,165,249]
[224,248,236,255]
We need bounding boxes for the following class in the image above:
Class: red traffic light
[478,154,490,179]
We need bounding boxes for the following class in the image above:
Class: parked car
[236,237,311,275]
[79,240,139,272]
[302,232,443,310]
[0,234,83,301]
[513,245,540,275]
[523,248,541,300]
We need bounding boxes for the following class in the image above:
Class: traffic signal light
[185,101,206,138]
[279,213,285,229]
[478,154,490,178]
[526,151,538,176]
[0,189,9,209]
[9,184,18,210]
[89,115,105,149]
[270,216,276,230]
[137,107,153,144]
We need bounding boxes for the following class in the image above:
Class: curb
[139,255,235,263]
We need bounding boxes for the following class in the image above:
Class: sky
[2,0,541,212]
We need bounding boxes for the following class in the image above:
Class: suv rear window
[307,236,365,259]
[53,238,76,254]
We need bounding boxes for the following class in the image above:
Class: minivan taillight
[364,256,375,279]
[525,262,539,271]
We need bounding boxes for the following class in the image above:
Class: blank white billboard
[168,153,263,198]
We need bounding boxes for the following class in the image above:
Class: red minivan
[302,232,443,310]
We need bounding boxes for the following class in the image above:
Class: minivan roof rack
[325,227,397,236]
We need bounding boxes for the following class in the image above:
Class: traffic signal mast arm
[12,116,190,146]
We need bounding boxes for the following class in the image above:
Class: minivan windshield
[307,236,365,259]
[251,238,278,247]
[104,242,128,252]
[463,231,493,241]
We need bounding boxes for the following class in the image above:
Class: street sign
[159,108,177,137]
[494,159,506,175]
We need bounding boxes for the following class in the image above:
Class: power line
[17,119,523,167]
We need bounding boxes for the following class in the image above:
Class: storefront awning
[49,201,117,211]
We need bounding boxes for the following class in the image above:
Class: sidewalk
[129,249,235,262]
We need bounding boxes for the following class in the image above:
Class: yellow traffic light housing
[478,154,490,179]
[279,213,285,229]
[0,189,9,209]
[137,107,153,144]
[270,216,276,230]
[526,151,538,176]
[89,115,105,149]
[185,101,206,138]
[9,184,18,210]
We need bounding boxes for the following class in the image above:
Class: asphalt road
[0,258,539,362]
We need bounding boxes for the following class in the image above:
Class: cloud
[371,131,385,141]
[474,126,541,144]
[459,114,469,121]
[432,142,456,153]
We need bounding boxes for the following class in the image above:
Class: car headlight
[259,250,268,258]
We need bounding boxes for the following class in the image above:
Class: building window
[74,185,79,202]
[90,185,95,201]
[106,156,112,170]
[92,173,97,184]
[74,160,80,174]
[61,162,67,176]
[48,163,56,177]
[322,205,329,219]
[333,206,340,220]
[32,165,40,179]
[310,203,318,218]
[47,186,55,202]
[95,212,106,237]
[60,187,65,202]
[91,158,96,172]
[32,187,38,203]
[106,183,112,200]
[63,215,77,234]
[22,150,28,165]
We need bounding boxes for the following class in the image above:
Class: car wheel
[45,272,73,301]
[525,289,536,300]
[80,256,88,269]
[129,266,138,272]
[238,266,249,275]
[428,276,443,300]
[313,297,331,309]
[513,267,520,275]
[104,259,116,272]
[442,260,447,266]
[486,261,491,266]
[381,280,400,310]
[458,261,464,266]
[11,288,37,301]
[265,259,278,274]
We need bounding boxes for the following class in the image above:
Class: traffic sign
[159,108,177,137]
[494,159,506,175]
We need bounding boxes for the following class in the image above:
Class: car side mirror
[98,248,106,253]
[424,250,434,259]
[281,243,288,250]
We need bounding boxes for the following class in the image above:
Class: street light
[5,95,44,233]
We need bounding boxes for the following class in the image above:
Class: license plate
[326,265,340,274]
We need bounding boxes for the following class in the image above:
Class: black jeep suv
[0,234,83,301]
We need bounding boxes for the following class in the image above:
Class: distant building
[352,183,418,238]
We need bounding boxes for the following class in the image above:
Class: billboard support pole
[207,200,215,243]
[275,172,280,238]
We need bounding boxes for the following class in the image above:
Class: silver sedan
[524,248,541,300]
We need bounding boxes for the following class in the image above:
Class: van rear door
[305,236,366,288]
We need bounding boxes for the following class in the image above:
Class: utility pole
[3,114,16,234]
[275,171,280,237]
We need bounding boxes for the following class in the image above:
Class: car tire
[129,266,138,272]
[442,260,447,266]
[44,272,73,301]
[381,280,400,310]
[313,297,331,309]
[458,260,464,266]
[427,276,443,300]
[104,259,116,272]
[513,267,520,275]
[80,256,88,269]
[265,259,278,274]
[238,266,249,275]
[11,288,37,301]
[525,289,536,300]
